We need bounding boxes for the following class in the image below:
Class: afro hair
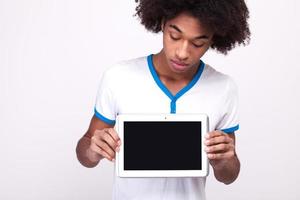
[135,0,250,54]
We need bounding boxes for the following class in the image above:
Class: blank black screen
[124,121,202,170]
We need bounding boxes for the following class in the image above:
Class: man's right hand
[88,128,121,162]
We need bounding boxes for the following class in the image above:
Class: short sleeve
[216,77,239,134]
[94,69,117,125]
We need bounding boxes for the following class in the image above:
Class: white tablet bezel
[115,114,209,177]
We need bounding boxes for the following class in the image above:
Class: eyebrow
[169,24,209,40]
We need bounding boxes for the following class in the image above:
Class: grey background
[1,0,299,199]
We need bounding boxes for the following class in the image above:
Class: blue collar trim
[147,54,205,101]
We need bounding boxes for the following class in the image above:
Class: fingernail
[112,158,115,162]
[116,147,120,152]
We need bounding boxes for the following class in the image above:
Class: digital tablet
[115,114,209,177]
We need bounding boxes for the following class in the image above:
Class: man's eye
[193,43,205,48]
[170,34,180,40]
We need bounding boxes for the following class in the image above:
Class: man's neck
[152,50,198,83]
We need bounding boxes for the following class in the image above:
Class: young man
[76,0,250,199]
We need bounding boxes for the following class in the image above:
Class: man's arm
[204,131,240,184]
[76,116,120,168]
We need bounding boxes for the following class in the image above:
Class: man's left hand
[204,130,236,166]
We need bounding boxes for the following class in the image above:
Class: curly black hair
[135,0,250,54]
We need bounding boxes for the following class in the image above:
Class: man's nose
[175,41,189,60]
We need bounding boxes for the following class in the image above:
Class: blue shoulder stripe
[221,124,239,134]
[94,108,116,125]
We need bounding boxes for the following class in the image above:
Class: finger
[205,135,232,146]
[205,143,233,153]
[99,140,116,158]
[102,131,120,151]
[91,134,116,158]
[106,128,121,145]
[94,129,120,144]
[205,130,223,139]
[207,151,235,160]
[90,142,113,161]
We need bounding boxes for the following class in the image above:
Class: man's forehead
[167,23,211,40]
[165,13,212,37]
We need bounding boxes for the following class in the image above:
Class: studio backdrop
[1,0,299,199]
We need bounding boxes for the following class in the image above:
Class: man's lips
[170,59,188,67]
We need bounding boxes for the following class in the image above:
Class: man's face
[162,12,214,73]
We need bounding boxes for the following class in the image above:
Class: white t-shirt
[94,55,239,200]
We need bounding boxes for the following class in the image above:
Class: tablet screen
[124,121,202,170]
